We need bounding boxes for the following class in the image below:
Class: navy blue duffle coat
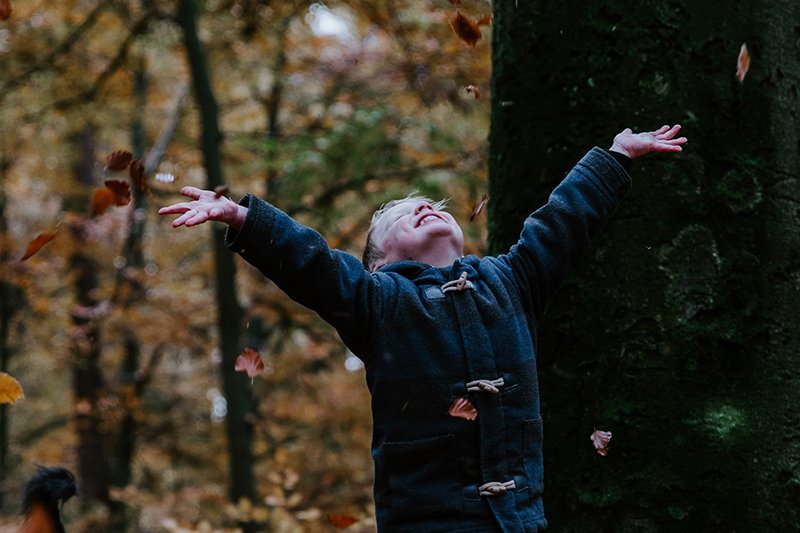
[225,147,631,532]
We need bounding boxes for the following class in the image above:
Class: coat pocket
[379,433,462,514]
[523,417,544,498]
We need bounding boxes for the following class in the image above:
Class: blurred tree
[489,1,800,531]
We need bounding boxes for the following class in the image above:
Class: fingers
[169,208,210,227]
[180,186,205,200]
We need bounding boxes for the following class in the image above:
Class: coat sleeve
[496,147,631,321]
[224,194,382,355]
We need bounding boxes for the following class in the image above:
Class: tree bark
[489,1,800,530]
[177,1,257,525]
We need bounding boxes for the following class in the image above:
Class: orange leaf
[0,0,11,21]
[448,397,477,421]
[105,179,132,206]
[449,10,482,48]
[0,372,24,404]
[465,84,481,99]
[214,184,230,198]
[91,188,115,216]
[20,229,58,261]
[469,194,489,221]
[735,43,750,83]
[590,429,612,456]
[105,150,133,171]
[129,159,149,193]
[235,347,266,378]
[327,513,358,529]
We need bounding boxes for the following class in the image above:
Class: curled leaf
[465,84,481,99]
[735,43,750,83]
[590,429,612,456]
[327,513,358,529]
[0,372,24,404]
[235,347,266,378]
[449,10,482,47]
[214,185,230,198]
[448,397,477,421]
[20,228,58,261]
[91,188,115,216]
[0,0,11,21]
[469,194,489,221]
[105,179,132,206]
[105,150,133,172]
[129,159,149,193]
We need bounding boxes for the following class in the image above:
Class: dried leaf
[469,194,489,221]
[91,188,116,216]
[105,179,132,206]
[129,159,149,193]
[235,347,265,378]
[214,185,230,198]
[590,429,612,456]
[0,372,24,404]
[20,228,58,261]
[465,84,481,99]
[449,10,482,48]
[0,0,11,21]
[735,43,750,83]
[448,397,477,421]
[327,513,359,529]
[105,150,133,172]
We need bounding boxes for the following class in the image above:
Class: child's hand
[158,186,247,229]
[609,124,687,159]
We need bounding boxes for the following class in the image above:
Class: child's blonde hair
[362,193,449,271]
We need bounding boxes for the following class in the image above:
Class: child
[160,125,686,532]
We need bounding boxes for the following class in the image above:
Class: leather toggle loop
[466,377,505,394]
[479,480,516,496]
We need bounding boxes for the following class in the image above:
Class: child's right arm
[159,188,382,355]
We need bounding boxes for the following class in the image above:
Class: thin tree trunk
[489,1,800,530]
[177,3,256,529]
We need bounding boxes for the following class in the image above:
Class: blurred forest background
[2,0,800,532]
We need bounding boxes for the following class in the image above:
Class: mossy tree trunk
[489,1,800,530]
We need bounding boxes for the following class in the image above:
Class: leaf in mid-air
[327,513,359,529]
[20,228,58,261]
[129,159,149,193]
[105,150,133,171]
[214,184,230,198]
[0,0,11,21]
[91,188,115,216]
[590,429,612,456]
[234,347,266,378]
[735,43,750,83]
[0,372,24,404]
[469,194,489,221]
[465,84,481,99]
[449,10,482,48]
[105,179,132,206]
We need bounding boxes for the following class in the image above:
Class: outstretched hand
[158,186,247,229]
[609,124,687,159]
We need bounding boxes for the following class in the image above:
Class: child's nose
[415,202,433,214]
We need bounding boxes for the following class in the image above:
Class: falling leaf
[129,159,149,193]
[214,185,230,198]
[465,84,481,99]
[448,397,477,421]
[327,513,359,529]
[735,43,750,83]
[155,172,175,183]
[449,10,482,48]
[476,14,493,26]
[105,150,133,172]
[105,179,132,206]
[469,194,489,221]
[235,347,265,379]
[590,429,612,456]
[20,228,58,261]
[0,372,23,404]
[91,188,115,216]
[0,0,11,21]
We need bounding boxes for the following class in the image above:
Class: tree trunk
[177,1,257,526]
[489,1,800,530]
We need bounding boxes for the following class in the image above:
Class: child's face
[370,199,464,271]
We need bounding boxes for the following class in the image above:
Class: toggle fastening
[466,377,505,394]
[441,271,474,293]
[479,480,516,496]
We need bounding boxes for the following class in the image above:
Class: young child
[160,125,686,532]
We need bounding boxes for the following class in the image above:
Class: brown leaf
[449,10,482,48]
[0,372,24,404]
[0,0,11,21]
[476,14,493,26]
[327,513,358,529]
[105,179,132,206]
[735,43,750,83]
[448,397,477,421]
[129,159,149,193]
[235,347,266,378]
[469,194,489,221]
[91,188,115,216]
[214,184,230,198]
[590,429,612,456]
[105,150,133,171]
[20,228,58,261]
[465,84,481,99]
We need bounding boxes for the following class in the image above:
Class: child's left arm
[500,124,686,321]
